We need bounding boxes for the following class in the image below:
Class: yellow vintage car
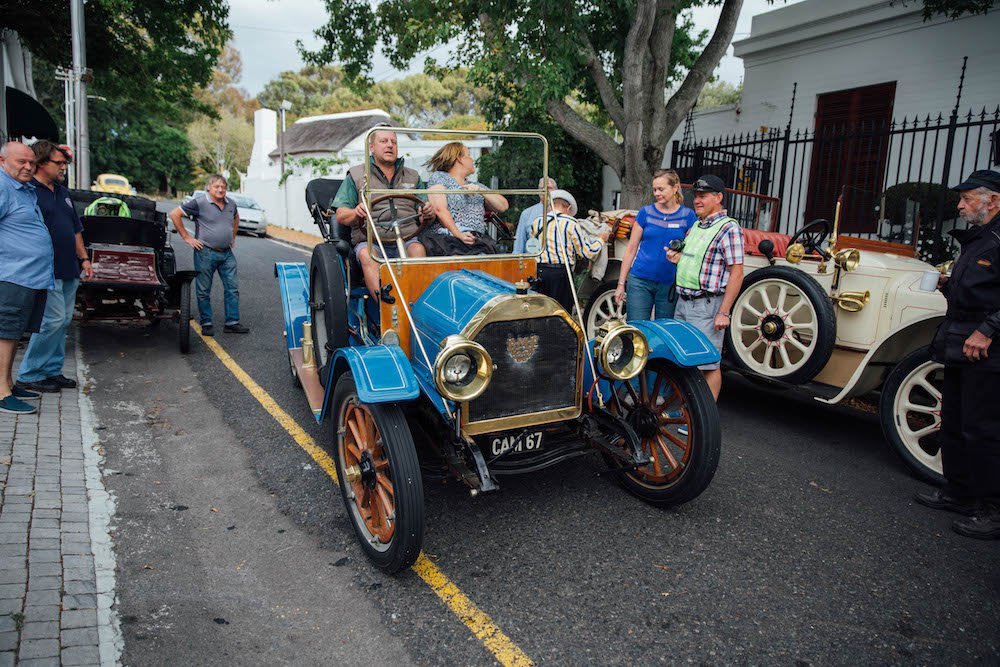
[91,173,133,196]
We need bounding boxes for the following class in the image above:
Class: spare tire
[310,243,349,385]
[724,265,836,385]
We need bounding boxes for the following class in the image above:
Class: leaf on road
[0,456,11,466]
[143,564,154,570]
[808,480,832,493]
[210,507,220,513]
[654,564,671,572]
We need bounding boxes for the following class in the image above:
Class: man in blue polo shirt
[168,174,248,336]
[16,141,94,394]
[0,141,55,415]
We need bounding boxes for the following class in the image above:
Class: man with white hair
[917,169,1000,539]
[514,177,557,254]
[0,141,54,415]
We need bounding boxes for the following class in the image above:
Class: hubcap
[359,451,377,490]
[629,405,660,439]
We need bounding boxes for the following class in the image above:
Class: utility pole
[55,66,76,188]
[71,0,90,188]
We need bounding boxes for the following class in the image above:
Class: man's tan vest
[346,161,422,245]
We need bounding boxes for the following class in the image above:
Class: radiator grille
[468,316,579,422]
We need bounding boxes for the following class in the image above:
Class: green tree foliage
[187,110,253,190]
[88,100,194,194]
[257,66,487,127]
[3,0,230,113]
[195,43,260,122]
[300,0,742,207]
[917,0,995,19]
[695,80,742,109]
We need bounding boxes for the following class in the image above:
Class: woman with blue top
[614,169,696,319]
[423,142,508,256]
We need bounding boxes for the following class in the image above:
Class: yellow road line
[191,322,534,667]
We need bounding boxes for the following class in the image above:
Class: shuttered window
[805,82,896,232]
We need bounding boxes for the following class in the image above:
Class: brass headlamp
[434,335,493,402]
[594,320,648,381]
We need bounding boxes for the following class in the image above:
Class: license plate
[489,431,543,457]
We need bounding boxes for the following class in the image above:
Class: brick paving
[0,334,119,666]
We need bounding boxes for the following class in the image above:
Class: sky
[229,0,805,97]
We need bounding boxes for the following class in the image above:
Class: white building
[244,108,493,234]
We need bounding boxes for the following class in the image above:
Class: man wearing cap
[915,169,1000,539]
[666,174,744,400]
[528,190,609,311]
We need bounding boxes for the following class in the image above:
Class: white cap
[549,189,578,217]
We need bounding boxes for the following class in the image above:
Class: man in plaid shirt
[666,174,744,399]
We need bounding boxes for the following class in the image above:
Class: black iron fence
[670,106,1000,263]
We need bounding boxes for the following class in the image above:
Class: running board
[290,348,325,416]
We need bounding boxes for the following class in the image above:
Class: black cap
[692,174,726,193]
[951,169,1000,192]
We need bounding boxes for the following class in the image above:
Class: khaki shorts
[674,293,725,370]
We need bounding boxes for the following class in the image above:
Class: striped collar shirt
[529,212,604,266]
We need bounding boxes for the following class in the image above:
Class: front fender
[632,319,720,368]
[582,319,719,401]
[326,345,420,411]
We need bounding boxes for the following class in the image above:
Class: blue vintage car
[275,129,722,573]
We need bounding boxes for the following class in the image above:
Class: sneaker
[223,323,250,334]
[15,378,60,393]
[11,386,40,401]
[201,325,215,337]
[952,506,1000,540]
[914,488,981,516]
[46,374,77,389]
[0,395,38,415]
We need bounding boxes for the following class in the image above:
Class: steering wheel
[368,193,434,242]
[789,218,832,256]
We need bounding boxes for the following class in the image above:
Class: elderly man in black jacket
[915,169,1000,539]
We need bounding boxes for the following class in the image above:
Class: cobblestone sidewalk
[0,334,119,666]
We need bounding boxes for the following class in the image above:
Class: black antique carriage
[69,190,197,353]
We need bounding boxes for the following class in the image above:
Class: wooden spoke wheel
[333,373,424,573]
[607,360,720,506]
[880,346,945,485]
[725,265,836,385]
[583,280,626,339]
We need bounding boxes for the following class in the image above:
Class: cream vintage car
[583,195,947,484]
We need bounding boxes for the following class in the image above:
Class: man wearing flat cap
[915,169,1000,539]
[666,174,744,400]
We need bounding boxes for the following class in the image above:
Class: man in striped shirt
[528,189,609,311]
[666,175,744,400]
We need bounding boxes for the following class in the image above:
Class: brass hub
[761,314,786,342]
[628,405,660,439]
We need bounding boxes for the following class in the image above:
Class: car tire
[333,372,424,574]
[608,360,721,506]
[583,280,626,339]
[879,345,946,485]
[310,243,349,386]
[724,265,836,385]
[178,279,192,354]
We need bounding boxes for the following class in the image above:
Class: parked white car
[584,196,948,485]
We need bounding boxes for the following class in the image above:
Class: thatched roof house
[267,109,392,160]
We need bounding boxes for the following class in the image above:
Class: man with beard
[916,169,1000,539]
[333,129,435,301]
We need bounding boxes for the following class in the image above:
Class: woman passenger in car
[614,169,696,320]
[422,142,508,256]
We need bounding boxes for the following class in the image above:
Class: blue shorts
[0,281,48,340]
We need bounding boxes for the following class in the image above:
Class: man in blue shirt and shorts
[0,142,55,415]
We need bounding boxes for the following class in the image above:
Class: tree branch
[647,1,679,150]
[580,37,625,132]
[662,0,744,136]
[621,0,658,117]
[546,99,625,174]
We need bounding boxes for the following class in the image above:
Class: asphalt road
[79,226,1000,665]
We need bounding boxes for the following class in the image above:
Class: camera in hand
[668,239,685,252]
